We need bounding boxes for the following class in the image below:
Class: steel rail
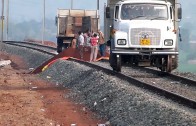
[3,41,56,50]
[3,41,56,56]
[133,66,196,87]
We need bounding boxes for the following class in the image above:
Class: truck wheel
[57,45,62,53]
[166,55,178,72]
[109,53,121,72]
[166,55,172,73]
[63,43,70,49]
[159,58,166,72]
[172,55,178,70]
[57,38,63,53]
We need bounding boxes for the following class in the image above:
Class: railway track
[3,41,57,55]
[3,41,196,109]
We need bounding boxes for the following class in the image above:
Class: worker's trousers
[90,46,98,62]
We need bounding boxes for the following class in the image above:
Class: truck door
[114,6,120,30]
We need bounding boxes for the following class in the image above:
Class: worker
[90,33,98,62]
[71,34,77,48]
[77,31,84,46]
[98,30,105,57]
[77,31,84,59]
[83,29,91,46]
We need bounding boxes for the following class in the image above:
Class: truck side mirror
[178,8,182,19]
[106,7,110,18]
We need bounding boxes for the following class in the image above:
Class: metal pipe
[6,0,9,41]
[97,0,99,10]
[104,3,107,39]
[97,0,100,31]
[1,0,4,43]
[42,0,45,44]
[71,0,73,9]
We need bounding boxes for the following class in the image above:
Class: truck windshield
[121,4,168,20]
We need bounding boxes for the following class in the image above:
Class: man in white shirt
[77,31,85,59]
[78,31,84,46]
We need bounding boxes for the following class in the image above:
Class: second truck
[56,9,99,53]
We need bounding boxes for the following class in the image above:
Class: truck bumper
[112,49,179,55]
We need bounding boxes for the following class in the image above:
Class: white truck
[104,0,182,72]
[56,9,99,53]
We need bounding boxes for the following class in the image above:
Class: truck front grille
[131,28,161,46]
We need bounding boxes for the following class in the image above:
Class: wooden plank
[59,17,66,35]
[58,9,98,17]
[70,10,85,16]
[91,18,98,33]
[65,25,74,36]
[74,17,82,27]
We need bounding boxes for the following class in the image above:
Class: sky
[4,0,107,23]
[0,0,194,24]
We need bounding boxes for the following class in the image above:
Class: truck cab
[105,0,182,72]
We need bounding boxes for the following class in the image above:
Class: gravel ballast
[2,44,196,126]
[1,44,53,69]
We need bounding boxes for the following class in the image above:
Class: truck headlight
[117,39,126,45]
[164,40,173,46]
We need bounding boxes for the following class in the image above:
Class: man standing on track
[98,30,105,57]
[90,33,98,62]
[77,31,84,59]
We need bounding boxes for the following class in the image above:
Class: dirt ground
[0,52,107,126]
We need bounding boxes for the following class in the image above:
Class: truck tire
[109,53,121,72]
[63,43,70,49]
[57,38,63,53]
[166,55,172,73]
[173,55,178,70]
[166,55,178,72]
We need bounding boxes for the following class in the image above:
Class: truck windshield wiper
[150,17,167,20]
[130,15,146,20]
